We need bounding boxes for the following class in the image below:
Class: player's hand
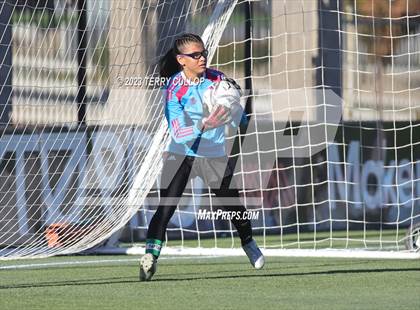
[199,105,231,132]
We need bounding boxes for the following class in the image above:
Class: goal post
[0,0,419,260]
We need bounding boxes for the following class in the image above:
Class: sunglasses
[179,49,208,60]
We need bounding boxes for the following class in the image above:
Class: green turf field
[1,254,419,310]
[152,229,411,250]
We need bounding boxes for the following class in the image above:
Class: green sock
[145,238,163,258]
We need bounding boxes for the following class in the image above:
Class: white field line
[0,255,225,270]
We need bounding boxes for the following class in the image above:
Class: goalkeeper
[140,33,264,281]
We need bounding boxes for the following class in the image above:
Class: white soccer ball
[202,78,243,123]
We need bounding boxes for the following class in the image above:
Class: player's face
[177,42,207,77]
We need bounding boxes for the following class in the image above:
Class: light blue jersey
[163,68,246,157]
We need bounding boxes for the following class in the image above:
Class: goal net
[0,0,419,260]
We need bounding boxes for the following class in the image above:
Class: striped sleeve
[165,83,202,144]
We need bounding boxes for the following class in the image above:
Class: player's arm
[165,89,203,144]
[166,100,229,141]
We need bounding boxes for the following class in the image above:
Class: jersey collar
[180,70,206,85]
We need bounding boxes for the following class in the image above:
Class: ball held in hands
[202,76,243,125]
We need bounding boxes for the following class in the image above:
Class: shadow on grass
[155,267,420,282]
[1,267,419,289]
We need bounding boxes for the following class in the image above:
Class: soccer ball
[202,77,243,123]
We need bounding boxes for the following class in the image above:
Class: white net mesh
[0,0,419,260]
[0,0,238,259]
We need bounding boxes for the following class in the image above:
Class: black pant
[147,152,253,246]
